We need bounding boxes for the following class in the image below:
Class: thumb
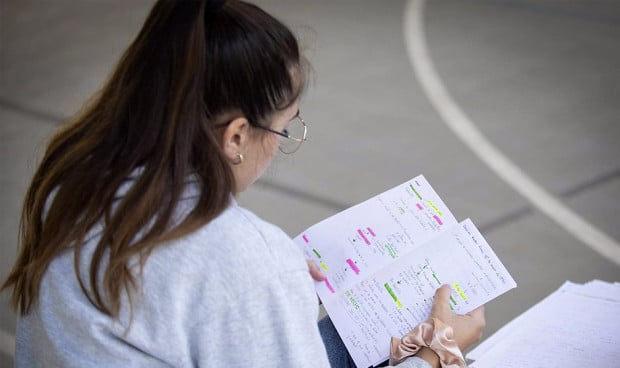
[431,284,453,317]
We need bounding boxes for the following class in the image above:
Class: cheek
[255,135,279,170]
[267,135,280,155]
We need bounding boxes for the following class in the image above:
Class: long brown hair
[2,0,306,318]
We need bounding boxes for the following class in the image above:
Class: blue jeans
[319,316,393,367]
[318,316,358,368]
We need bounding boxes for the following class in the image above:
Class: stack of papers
[466,280,620,367]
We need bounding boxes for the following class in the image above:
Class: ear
[221,117,250,162]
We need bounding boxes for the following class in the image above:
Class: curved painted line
[403,0,620,267]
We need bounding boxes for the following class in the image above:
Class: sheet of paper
[466,281,576,361]
[467,280,620,361]
[581,279,620,300]
[467,281,620,368]
[318,219,516,368]
[295,175,458,296]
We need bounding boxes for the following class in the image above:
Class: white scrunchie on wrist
[389,317,467,368]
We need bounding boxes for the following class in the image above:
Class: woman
[2,0,484,367]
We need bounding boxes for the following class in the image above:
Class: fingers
[306,259,326,281]
[431,285,484,319]
[428,285,487,350]
[430,284,453,317]
[435,284,452,299]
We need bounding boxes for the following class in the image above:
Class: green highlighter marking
[409,184,423,200]
[312,249,321,258]
[384,283,403,309]
[385,244,397,259]
[432,273,441,285]
[449,296,458,306]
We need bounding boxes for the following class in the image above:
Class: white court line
[0,328,15,359]
[404,0,620,267]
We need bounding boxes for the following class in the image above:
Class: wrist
[416,347,440,368]
[390,318,466,367]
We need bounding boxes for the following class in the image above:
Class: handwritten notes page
[294,175,516,368]
[467,280,620,368]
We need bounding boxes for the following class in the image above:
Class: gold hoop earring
[233,153,244,165]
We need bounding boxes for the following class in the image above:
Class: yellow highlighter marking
[453,282,467,301]
[426,200,443,217]
[320,261,328,271]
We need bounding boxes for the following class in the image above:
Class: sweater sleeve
[182,205,331,367]
[188,267,331,367]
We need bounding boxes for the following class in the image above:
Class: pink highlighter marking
[357,229,371,245]
[302,234,309,243]
[433,215,443,225]
[346,258,360,275]
[366,227,376,237]
[324,278,336,293]
[416,203,424,210]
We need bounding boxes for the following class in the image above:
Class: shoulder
[142,199,308,290]
[131,199,317,345]
[217,201,296,254]
[195,199,301,261]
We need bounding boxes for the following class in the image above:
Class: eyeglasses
[256,112,307,154]
[215,112,308,154]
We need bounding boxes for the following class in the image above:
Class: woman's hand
[307,259,325,281]
[430,284,486,351]
[306,260,325,305]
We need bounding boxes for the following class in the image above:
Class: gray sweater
[16,181,430,368]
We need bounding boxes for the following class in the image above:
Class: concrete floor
[1,0,619,366]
